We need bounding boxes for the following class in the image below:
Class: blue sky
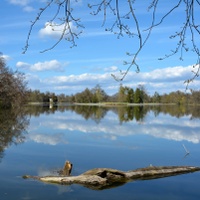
[1,0,200,95]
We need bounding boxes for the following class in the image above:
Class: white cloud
[24,63,200,95]
[39,22,77,39]
[16,60,65,72]
[27,132,68,145]
[32,60,64,72]
[0,54,11,61]
[104,66,118,72]
[8,0,30,6]
[45,73,110,84]
[8,0,34,12]
[143,66,190,81]
[122,65,200,93]
[41,73,117,94]
[23,5,35,12]
[16,61,30,69]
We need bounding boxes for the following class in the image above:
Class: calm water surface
[0,105,200,200]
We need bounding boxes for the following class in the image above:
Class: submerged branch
[23,165,200,190]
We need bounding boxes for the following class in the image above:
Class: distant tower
[49,97,53,109]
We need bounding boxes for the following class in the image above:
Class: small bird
[63,160,73,176]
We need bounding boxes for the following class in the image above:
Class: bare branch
[184,60,200,90]
[23,0,84,53]
[24,0,200,86]
[111,0,159,81]
[145,0,182,31]
[22,0,54,54]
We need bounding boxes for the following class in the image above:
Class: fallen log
[23,166,200,190]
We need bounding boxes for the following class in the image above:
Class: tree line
[1,55,200,109]
[27,84,200,105]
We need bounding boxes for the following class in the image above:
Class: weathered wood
[23,166,200,190]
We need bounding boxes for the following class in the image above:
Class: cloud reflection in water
[26,109,200,145]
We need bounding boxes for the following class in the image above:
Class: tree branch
[24,0,200,86]
[22,0,54,54]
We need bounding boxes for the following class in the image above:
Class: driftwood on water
[23,165,200,190]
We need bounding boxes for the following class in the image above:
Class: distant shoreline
[27,102,178,106]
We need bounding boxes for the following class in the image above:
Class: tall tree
[127,88,134,103]
[134,88,142,103]
[118,84,126,102]
[92,84,108,103]
[0,56,27,108]
[152,92,161,103]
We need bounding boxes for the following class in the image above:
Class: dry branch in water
[23,165,200,190]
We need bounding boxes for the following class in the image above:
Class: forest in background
[27,84,200,105]
[1,55,200,109]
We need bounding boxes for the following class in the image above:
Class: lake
[0,104,200,200]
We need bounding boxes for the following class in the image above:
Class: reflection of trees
[117,106,149,124]
[0,108,30,161]
[66,105,148,124]
[26,104,58,116]
[150,105,200,119]
[68,106,108,123]
[26,104,200,124]
[27,105,109,123]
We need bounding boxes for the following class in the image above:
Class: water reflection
[1,105,200,199]
[27,104,200,122]
[23,104,200,146]
[1,104,200,153]
[0,108,29,161]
